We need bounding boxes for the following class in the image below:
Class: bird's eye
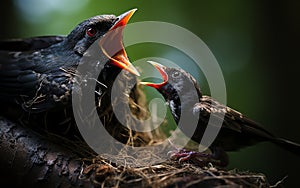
[171,71,181,78]
[86,27,97,37]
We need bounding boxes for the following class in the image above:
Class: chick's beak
[140,61,168,89]
[99,9,140,76]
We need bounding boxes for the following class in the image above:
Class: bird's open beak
[99,9,140,76]
[140,61,168,89]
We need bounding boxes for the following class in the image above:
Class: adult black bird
[0,9,142,140]
[141,61,300,166]
[0,9,139,113]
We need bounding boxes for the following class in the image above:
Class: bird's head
[65,9,139,76]
[140,61,202,98]
[140,61,202,122]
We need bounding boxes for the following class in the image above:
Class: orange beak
[140,61,168,89]
[99,9,140,76]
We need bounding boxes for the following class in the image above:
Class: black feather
[0,14,117,112]
[151,65,300,156]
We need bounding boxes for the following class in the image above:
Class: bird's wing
[0,49,74,112]
[0,36,64,51]
[192,95,275,151]
[0,50,41,101]
[0,36,65,100]
[0,36,75,112]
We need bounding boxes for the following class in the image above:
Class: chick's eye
[86,27,97,37]
[171,71,181,78]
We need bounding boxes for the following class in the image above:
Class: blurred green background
[1,0,300,187]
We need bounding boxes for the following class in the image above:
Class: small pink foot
[168,148,228,167]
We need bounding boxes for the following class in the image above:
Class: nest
[79,154,273,188]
